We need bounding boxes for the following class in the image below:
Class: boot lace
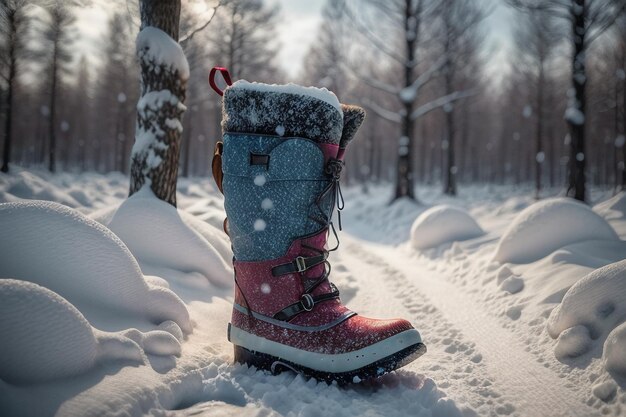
[269,158,345,322]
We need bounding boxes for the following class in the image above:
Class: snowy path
[337,235,600,417]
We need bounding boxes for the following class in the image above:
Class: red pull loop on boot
[209,67,233,96]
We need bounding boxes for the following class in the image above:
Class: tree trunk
[48,39,59,173]
[393,0,419,202]
[566,0,587,202]
[546,82,556,188]
[535,61,545,199]
[460,101,469,183]
[614,81,620,191]
[1,15,16,174]
[622,44,626,190]
[129,0,186,206]
[182,112,192,177]
[443,44,456,195]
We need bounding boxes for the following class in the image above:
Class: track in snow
[335,235,600,417]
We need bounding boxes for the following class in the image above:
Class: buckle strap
[273,286,340,322]
[271,253,328,276]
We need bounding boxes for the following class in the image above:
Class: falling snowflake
[254,175,267,186]
[261,198,274,210]
[254,219,267,231]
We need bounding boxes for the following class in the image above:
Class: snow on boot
[210,69,426,384]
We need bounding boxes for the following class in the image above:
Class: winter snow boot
[210,67,426,384]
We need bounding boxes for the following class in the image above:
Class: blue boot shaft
[222,133,333,261]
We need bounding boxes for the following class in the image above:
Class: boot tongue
[222,81,344,145]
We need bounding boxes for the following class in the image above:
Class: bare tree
[437,0,487,196]
[179,2,220,178]
[72,55,91,171]
[43,1,77,173]
[0,0,32,173]
[513,8,561,198]
[98,12,136,173]
[206,0,281,82]
[508,0,626,202]
[301,0,350,99]
[345,0,476,202]
[129,0,189,206]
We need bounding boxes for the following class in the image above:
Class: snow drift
[5,170,81,207]
[548,260,626,359]
[0,279,143,384]
[106,189,232,288]
[410,205,484,250]
[494,198,619,264]
[594,191,626,221]
[594,192,626,239]
[0,200,191,333]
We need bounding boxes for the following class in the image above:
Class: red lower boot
[228,229,425,384]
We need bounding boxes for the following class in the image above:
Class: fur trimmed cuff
[222,86,344,144]
[340,105,366,150]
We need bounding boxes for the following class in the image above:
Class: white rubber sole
[229,324,423,374]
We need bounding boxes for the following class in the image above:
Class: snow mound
[592,381,617,402]
[0,279,98,384]
[107,189,232,288]
[89,201,232,265]
[182,197,228,231]
[554,325,592,360]
[494,198,619,264]
[0,280,144,384]
[410,205,484,250]
[547,260,626,341]
[0,201,191,333]
[604,322,626,377]
[178,211,232,264]
[499,275,524,294]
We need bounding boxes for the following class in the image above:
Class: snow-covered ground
[0,167,625,417]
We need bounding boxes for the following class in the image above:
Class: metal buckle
[301,293,314,311]
[295,256,306,273]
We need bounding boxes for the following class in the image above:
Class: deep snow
[0,168,625,417]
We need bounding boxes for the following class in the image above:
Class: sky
[269,0,326,80]
[270,0,516,81]
[76,0,517,82]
